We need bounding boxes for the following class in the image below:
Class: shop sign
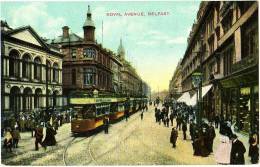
[240,87,250,95]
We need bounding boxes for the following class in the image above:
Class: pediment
[11,29,42,47]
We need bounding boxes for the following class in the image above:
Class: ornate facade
[179,1,258,134]
[1,21,64,128]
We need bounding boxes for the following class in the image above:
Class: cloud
[9,2,66,38]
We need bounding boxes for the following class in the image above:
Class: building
[179,1,258,134]
[1,20,64,128]
[169,59,182,99]
[50,6,119,98]
[117,39,144,97]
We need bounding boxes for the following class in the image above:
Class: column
[234,28,242,62]
[31,63,34,80]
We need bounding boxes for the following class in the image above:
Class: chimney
[62,26,69,38]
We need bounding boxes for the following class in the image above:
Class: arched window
[34,88,42,109]
[53,63,59,83]
[34,57,42,80]
[53,90,59,107]
[46,60,51,83]
[10,86,21,118]
[9,50,20,78]
[22,54,31,79]
[47,89,53,107]
[23,87,32,112]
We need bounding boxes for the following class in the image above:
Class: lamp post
[192,72,202,125]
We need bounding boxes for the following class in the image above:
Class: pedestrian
[3,128,13,152]
[182,121,187,140]
[103,117,109,134]
[230,134,246,164]
[170,127,178,148]
[248,133,259,164]
[11,127,21,148]
[207,123,216,153]
[176,115,182,131]
[35,123,45,151]
[215,134,232,164]
[42,122,57,148]
[140,112,143,120]
[170,112,174,126]
[214,114,220,129]
[189,120,194,141]
[166,117,169,127]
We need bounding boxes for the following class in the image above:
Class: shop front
[220,66,258,134]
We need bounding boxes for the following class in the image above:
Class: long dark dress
[42,127,57,146]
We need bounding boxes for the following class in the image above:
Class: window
[83,48,96,58]
[53,63,59,82]
[71,48,77,59]
[208,14,214,35]
[72,69,76,85]
[23,88,32,111]
[34,57,42,80]
[46,60,51,83]
[34,88,42,109]
[238,1,254,15]
[9,50,20,78]
[242,16,258,59]
[83,68,96,85]
[222,12,233,34]
[10,86,21,113]
[223,45,234,76]
[216,57,220,74]
[22,54,31,79]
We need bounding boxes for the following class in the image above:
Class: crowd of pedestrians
[2,108,73,152]
[154,100,259,164]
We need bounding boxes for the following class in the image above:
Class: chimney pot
[62,26,69,38]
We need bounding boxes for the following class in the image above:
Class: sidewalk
[1,123,72,165]
[141,105,251,165]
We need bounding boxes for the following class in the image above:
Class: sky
[1,0,201,92]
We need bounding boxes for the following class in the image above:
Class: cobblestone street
[1,105,251,165]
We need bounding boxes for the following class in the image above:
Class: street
[1,105,251,165]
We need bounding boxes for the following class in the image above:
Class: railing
[232,55,258,73]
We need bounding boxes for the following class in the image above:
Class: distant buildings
[1,20,64,128]
[169,59,182,99]
[170,1,258,134]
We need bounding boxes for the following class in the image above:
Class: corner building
[51,6,119,98]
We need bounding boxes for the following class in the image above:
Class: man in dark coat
[176,115,182,131]
[182,121,187,140]
[214,114,220,128]
[230,134,246,164]
[207,123,216,153]
[166,117,170,127]
[170,127,178,148]
[103,117,109,134]
[170,112,174,126]
[35,124,45,150]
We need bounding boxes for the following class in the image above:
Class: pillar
[234,28,242,63]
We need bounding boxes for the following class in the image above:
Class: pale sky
[1,0,201,92]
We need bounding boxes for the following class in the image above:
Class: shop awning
[188,92,197,106]
[187,84,213,107]
[177,92,191,104]
[201,84,213,97]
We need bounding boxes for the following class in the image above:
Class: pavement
[1,105,253,165]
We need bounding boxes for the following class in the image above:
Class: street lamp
[192,72,202,125]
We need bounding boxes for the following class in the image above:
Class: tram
[70,96,148,134]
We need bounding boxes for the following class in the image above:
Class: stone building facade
[50,6,118,98]
[180,1,258,134]
[1,21,64,128]
[169,59,182,99]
